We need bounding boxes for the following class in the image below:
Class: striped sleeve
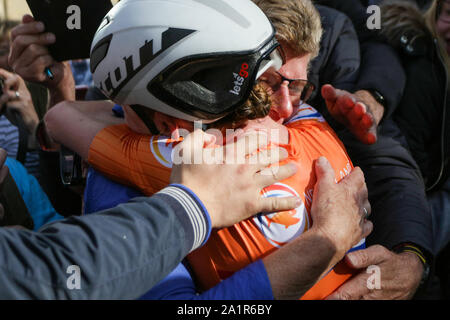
[156,184,212,251]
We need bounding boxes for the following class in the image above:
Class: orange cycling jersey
[88,105,362,299]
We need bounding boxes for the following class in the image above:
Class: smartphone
[26,0,113,61]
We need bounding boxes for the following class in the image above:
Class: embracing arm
[0,131,300,299]
[44,100,123,159]
[143,157,372,300]
[0,186,211,299]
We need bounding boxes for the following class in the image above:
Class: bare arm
[44,100,123,159]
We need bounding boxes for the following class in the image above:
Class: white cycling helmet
[90,0,282,123]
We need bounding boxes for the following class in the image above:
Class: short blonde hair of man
[252,0,323,58]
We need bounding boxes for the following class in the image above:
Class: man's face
[437,0,450,55]
[259,43,311,124]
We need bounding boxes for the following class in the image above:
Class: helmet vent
[192,0,251,28]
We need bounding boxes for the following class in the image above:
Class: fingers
[314,157,336,188]
[322,84,378,145]
[0,92,12,108]
[2,74,20,92]
[345,245,390,269]
[321,84,338,102]
[9,32,55,74]
[0,68,14,86]
[326,245,391,300]
[326,272,370,300]
[340,166,366,192]
[257,195,301,214]
[257,162,298,187]
[10,20,44,42]
[248,146,288,170]
[177,129,214,163]
[228,130,270,161]
[344,101,365,123]
[13,43,50,69]
[15,55,55,83]
[22,14,35,24]
[362,220,373,239]
[340,166,370,220]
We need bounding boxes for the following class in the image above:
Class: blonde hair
[252,0,323,58]
[424,0,450,70]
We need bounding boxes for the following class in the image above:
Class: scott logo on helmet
[95,28,196,99]
[229,62,249,96]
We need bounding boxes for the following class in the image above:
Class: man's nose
[272,82,293,120]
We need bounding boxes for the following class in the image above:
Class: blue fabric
[83,167,143,214]
[84,167,273,300]
[140,259,273,300]
[112,104,125,118]
[5,157,63,230]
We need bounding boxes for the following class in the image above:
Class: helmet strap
[130,105,160,135]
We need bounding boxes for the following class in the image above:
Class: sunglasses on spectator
[259,70,315,104]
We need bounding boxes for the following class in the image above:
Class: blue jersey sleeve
[139,259,274,300]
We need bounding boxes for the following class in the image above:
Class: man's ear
[122,105,152,135]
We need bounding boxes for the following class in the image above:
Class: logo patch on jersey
[286,104,325,124]
[253,183,310,247]
[150,136,176,168]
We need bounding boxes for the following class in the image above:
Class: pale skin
[0,68,39,135]
[0,27,40,138]
[170,129,303,229]
[9,15,417,300]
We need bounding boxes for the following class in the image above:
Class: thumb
[179,129,208,164]
[321,84,337,102]
[314,157,335,187]
[22,14,35,24]
[345,245,389,269]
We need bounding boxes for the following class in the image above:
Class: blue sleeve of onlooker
[140,259,274,300]
[5,157,64,230]
[112,104,125,118]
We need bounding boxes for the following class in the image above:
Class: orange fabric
[88,124,175,193]
[88,105,358,299]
